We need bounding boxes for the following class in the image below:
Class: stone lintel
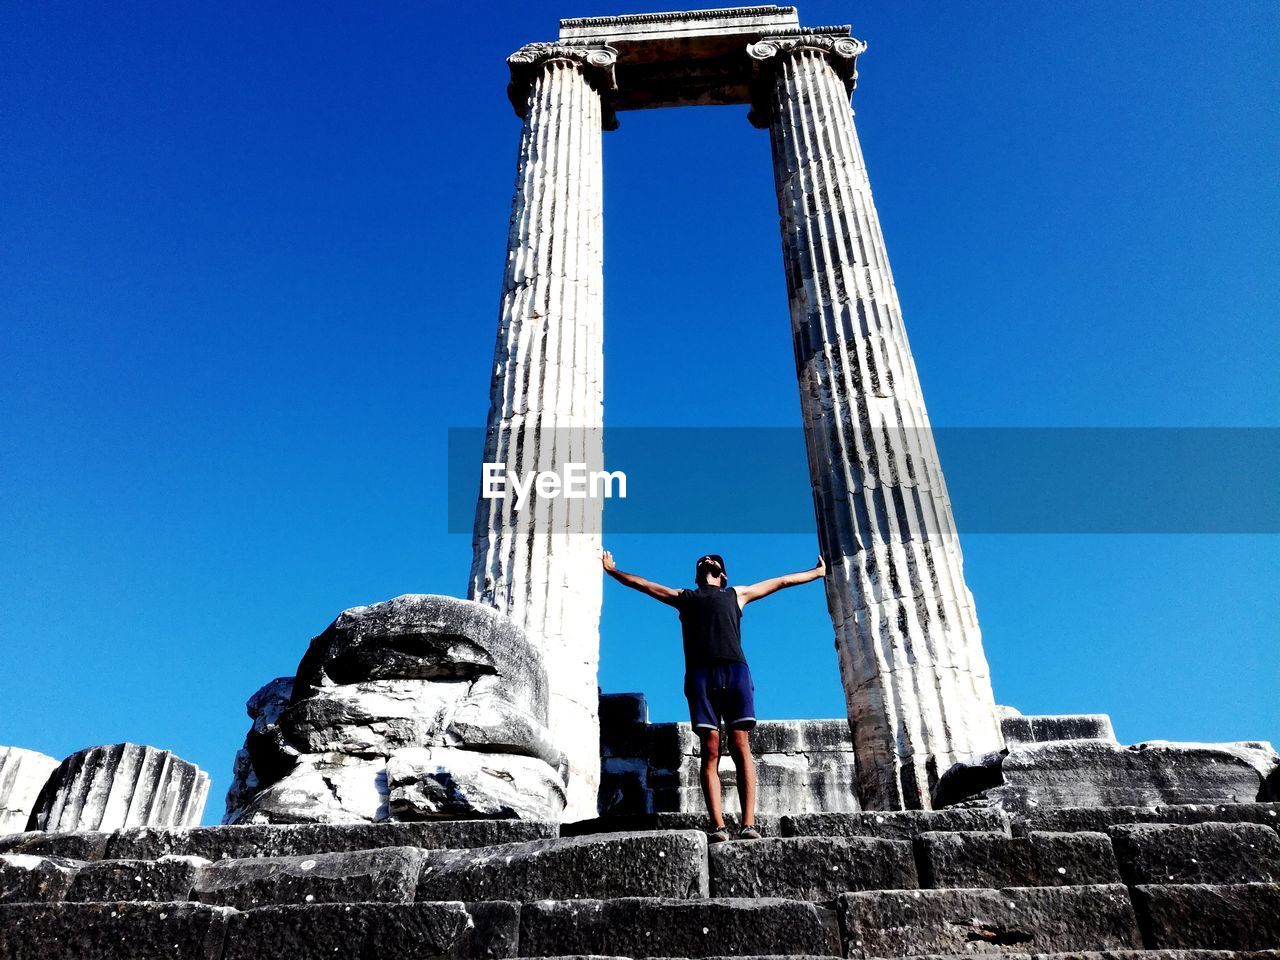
[542,6,851,112]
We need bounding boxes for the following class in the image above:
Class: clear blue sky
[2,2,1276,825]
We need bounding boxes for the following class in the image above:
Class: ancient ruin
[1,6,1276,958]
[469,3,1002,818]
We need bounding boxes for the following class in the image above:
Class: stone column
[467,43,616,820]
[748,36,1005,810]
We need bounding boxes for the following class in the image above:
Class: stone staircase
[2,805,1279,958]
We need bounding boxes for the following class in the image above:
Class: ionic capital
[507,42,620,131]
[746,34,868,128]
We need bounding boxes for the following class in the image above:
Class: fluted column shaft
[750,37,1004,810]
[467,44,615,820]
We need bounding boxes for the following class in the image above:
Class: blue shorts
[684,661,756,731]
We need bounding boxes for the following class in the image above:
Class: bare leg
[729,726,756,825]
[698,728,725,827]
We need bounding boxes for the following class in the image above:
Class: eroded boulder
[224,595,566,825]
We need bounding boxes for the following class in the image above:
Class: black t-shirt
[674,585,746,668]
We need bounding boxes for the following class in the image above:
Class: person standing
[602,550,826,841]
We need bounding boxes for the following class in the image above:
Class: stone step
[0,852,206,904]
[223,901,520,959]
[1,831,710,908]
[0,817,557,861]
[781,809,1010,841]
[517,897,841,957]
[914,830,1122,888]
[1110,823,1280,885]
[416,829,708,902]
[1132,883,1280,951]
[563,812,782,839]
[1011,802,1280,837]
[708,836,916,900]
[862,954,1280,960]
[0,898,842,959]
[1000,713,1117,747]
[0,901,236,960]
[837,884,1142,958]
[193,846,426,909]
[4,897,1279,958]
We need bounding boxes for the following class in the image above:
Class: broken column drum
[471,6,1003,813]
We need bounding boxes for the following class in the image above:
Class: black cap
[695,554,727,582]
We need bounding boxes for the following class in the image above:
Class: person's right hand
[601,550,617,573]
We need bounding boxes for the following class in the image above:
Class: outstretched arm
[734,556,826,608]
[602,550,683,607]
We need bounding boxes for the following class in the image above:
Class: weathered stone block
[104,818,557,860]
[517,897,840,957]
[936,741,1278,816]
[709,835,916,900]
[66,856,205,902]
[1000,714,1117,747]
[417,830,707,902]
[781,808,1010,841]
[1111,823,1280,884]
[27,743,209,832]
[291,595,548,719]
[745,720,856,755]
[386,747,566,821]
[0,854,79,903]
[0,901,234,959]
[607,716,862,818]
[193,846,426,909]
[223,677,295,824]
[220,901,519,960]
[562,811,781,838]
[229,752,388,824]
[600,692,649,760]
[598,758,651,816]
[838,884,1141,957]
[915,830,1121,888]
[276,682,562,772]
[0,748,59,835]
[840,954,1279,960]
[0,830,110,860]
[1014,801,1280,837]
[1132,883,1280,949]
